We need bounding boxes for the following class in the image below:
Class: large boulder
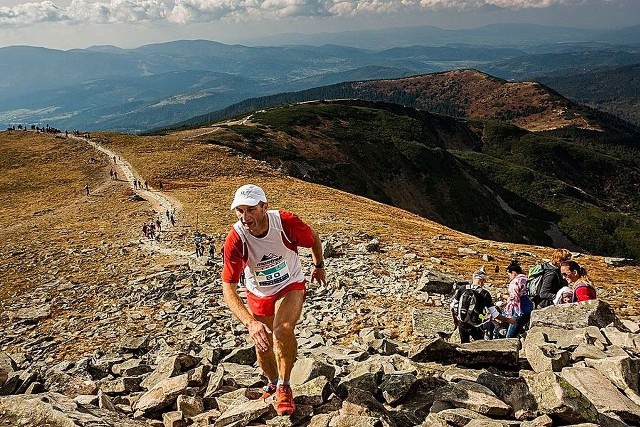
[0,392,148,426]
[529,300,617,330]
[524,371,599,424]
[560,367,640,425]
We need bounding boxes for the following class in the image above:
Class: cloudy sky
[0,0,638,49]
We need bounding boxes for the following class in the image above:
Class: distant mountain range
[1,24,639,133]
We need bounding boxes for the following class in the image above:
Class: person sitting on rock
[450,266,515,343]
[560,260,596,302]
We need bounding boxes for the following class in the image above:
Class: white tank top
[233,210,305,297]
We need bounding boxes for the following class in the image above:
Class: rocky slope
[1,129,640,426]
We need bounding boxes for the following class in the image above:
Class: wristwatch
[314,261,325,269]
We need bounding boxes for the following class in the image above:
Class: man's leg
[273,289,305,382]
[251,313,278,384]
[458,323,471,344]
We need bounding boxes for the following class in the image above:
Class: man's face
[235,202,268,235]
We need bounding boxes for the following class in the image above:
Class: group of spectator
[451,248,597,343]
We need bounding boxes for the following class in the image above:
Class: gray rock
[293,375,331,406]
[475,371,538,420]
[524,371,599,424]
[415,270,458,295]
[176,394,204,418]
[290,357,336,385]
[433,379,510,416]
[213,398,273,427]
[379,372,417,405]
[100,377,142,394]
[140,353,200,390]
[163,410,185,427]
[584,356,640,393]
[601,327,640,354]
[524,329,571,373]
[456,339,520,369]
[14,304,51,324]
[134,373,190,414]
[221,345,257,366]
[0,392,148,426]
[529,300,618,330]
[561,366,640,424]
[604,257,634,267]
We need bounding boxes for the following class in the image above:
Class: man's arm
[309,227,326,285]
[222,281,271,352]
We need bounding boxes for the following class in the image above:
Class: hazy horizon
[0,0,638,50]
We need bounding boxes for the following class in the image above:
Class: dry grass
[1,128,638,360]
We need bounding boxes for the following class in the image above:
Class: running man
[220,184,326,415]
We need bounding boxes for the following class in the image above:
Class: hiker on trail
[166,210,170,220]
[504,259,534,338]
[84,183,90,196]
[208,240,216,260]
[528,248,572,309]
[560,260,596,302]
[221,184,326,416]
[450,266,514,343]
[145,181,149,190]
[113,171,118,180]
[155,218,162,232]
[170,214,176,227]
[142,223,149,239]
[194,233,203,257]
[109,168,114,180]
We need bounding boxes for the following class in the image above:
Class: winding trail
[74,135,198,259]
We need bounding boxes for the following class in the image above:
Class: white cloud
[0,0,624,26]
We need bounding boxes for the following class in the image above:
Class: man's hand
[311,267,326,285]
[247,320,272,352]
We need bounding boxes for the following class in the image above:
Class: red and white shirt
[222,210,316,297]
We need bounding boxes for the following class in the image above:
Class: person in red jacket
[221,184,326,416]
[560,260,596,302]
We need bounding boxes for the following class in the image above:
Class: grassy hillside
[2,128,639,364]
[206,101,640,259]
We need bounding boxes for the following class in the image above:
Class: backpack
[457,285,479,324]
[526,263,546,299]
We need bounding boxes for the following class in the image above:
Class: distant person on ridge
[83,183,90,196]
[220,184,326,416]
[451,266,514,343]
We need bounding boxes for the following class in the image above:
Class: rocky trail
[2,137,640,426]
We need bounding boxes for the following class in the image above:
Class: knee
[273,322,295,341]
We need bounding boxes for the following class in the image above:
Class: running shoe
[275,384,295,415]
[261,382,277,399]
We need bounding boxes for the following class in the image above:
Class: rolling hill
[184,99,640,259]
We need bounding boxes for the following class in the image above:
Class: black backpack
[457,285,479,324]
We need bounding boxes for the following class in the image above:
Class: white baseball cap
[230,184,267,210]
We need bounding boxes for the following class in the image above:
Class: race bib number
[255,260,290,287]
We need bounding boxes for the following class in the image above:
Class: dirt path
[74,135,203,260]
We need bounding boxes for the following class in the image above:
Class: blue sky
[0,0,638,49]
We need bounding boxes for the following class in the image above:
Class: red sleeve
[280,210,315,248]
[221,227,247,284]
